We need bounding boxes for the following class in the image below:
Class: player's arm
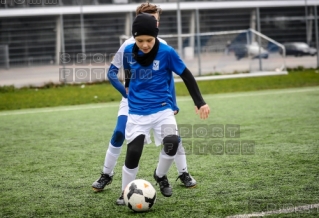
[107,39,133,98]
[107,64,127,98]
[179,67,210,119]
[168,47,210,119]
[168,47,206,109]
[179,67,206,109]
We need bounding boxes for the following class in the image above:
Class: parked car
[280,42,317,57]
[231,42,269,60]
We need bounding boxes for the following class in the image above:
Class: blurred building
[0,0,318,68]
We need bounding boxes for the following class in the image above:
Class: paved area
[0,54,318,88]
[0,65,110,88]
[0,65,62,88]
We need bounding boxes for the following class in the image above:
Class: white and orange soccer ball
[123,179,157,212]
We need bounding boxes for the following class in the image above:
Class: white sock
[102,143,122,176]
[122,165,138,191]
[156,150,175,178]
[174,143,188,175]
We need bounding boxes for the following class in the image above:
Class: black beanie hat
[132,13,159,38]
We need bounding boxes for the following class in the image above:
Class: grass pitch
[0,87,319,217]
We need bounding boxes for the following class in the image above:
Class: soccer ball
[123,179,156,212]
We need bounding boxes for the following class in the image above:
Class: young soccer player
[92,2,196,199]
[116,13,210,203]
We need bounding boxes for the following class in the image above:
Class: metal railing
[120,29,288,78]
[0,3,318,69]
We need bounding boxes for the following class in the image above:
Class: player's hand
[194,106,199,114]
[196,104,210,120]
[174,110,178,115]
[125,87,129,94]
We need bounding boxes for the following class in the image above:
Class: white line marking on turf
[226,203,319,217]
[177,86,319,102]
[1,87,319,116]
[0,104,119,116]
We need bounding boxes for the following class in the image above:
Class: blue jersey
[123,42,186,115]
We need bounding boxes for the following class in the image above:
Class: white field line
[177,86,319,101]
[1,87,319,116]
[0,103,119,116]
[173,71,288,83]
[226,203,319,218]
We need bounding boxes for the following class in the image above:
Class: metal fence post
[4,45,10,69]
[305,0,310,45]
[314,5,319,68]
[176,0,182,58]
[60,14,66,85]
[256,7,263,72]
[80,0,86,63]
[195,8,202,76]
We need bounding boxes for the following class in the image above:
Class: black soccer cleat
[176,172,197,188]
[116,191,125,205]
[153,169,172,197]
[92,173,113,192]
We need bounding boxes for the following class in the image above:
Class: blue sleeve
[107,64,127,98]
[168,47,186,75]
[168,73,179,113]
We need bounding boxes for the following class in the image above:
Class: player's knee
[163,135,179,156]
[125,134,145,169]
[110,129,125,147]
[110,115,127,147]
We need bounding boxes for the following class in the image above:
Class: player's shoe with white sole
[92,173,113,192]
[116,191,125,205]
[176,172,197,188]
[153,169,172,197]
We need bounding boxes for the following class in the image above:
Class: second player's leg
[92,115,127,192]
[92,97,128,192]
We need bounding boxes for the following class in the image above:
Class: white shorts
[125,109,178,146]
[118,97,128,117]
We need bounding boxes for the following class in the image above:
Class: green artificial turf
[0,87,318,217]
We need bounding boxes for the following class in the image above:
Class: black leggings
[125,134,180,169]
